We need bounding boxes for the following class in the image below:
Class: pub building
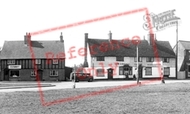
[84,31,176,80]
[0,33,65,81]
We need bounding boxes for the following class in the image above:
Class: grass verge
[0,82,190,114]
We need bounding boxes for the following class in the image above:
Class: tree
[73,63,84,73]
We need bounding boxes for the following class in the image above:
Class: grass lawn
[0,82,190,114]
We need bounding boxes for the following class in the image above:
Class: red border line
[28,7,163,106]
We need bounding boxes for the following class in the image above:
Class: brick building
[0,33,65,81]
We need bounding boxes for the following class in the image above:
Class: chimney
[24,33,31,46]
[147,34,155,45]
[60,32,64,42]
[83,33,89,67]
[108,31,112,41]
[24,33,27,45]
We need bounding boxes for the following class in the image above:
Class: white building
[83,32,176,80]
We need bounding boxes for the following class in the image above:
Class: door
[123,65,130,79]
[107,68,113,80]
[138,65,143,78]
[187,65,190,78]
[4,68,9,81]
[37,70,43,81]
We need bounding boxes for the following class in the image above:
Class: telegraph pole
[176,21,178,79]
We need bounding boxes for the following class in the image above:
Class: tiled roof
[179,40,190,50]
[0,40,65,59]
[88,39,175,58]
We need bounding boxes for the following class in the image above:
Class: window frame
[119,66,124,75]
[163,58,169,63]
[145,67,152,75]
[96,69,105,77]
[116,56,124,61]
[50,70,59,76]
[35,59,41,64]
[31,71,36,77]
[53,59,58,64]
[146,57,154,62]
[163,67,170,75]
[96,57,105,61]
[134,57,142,62]
[7,60,15,64]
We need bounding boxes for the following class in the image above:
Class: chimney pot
[108,31,112,41]
[24,32,31,46]
[60,32,64,42]
[147,34,155,45]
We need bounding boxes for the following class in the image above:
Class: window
[50,70,58,76]
[123,67,132,75]
[53,59,58,64]
[97,57,105,61]
[116,57,124,61]
[134,57,142,62]
[10,71,19,77]
[164,67,170,75]
[163,58,169,63]
[146,57,154,62]
[96,69,105,77]
[35,59,41,64]
[119,66,124,75]
[7,60,15,64]
[31,71,36,76]
[145,67,152,75]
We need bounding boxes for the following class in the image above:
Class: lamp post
[73,64,76,89]
[136,43,140,85]
[92,57,95,77]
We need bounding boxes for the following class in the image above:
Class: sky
[0,0,187,67]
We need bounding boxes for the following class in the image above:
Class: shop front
[8,65,21,81]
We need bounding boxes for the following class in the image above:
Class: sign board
[152,61,163,66]
[143,9,181,32]
[8,65,21,69]
[116,63,129,66]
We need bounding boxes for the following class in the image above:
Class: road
[0,79,190,92]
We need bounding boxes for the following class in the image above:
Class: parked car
[71,73,93,82]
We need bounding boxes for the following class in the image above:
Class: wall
[177,42,185,71]
[91,56,175,79]
[0,59,65,81]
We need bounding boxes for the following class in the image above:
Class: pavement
[0,79,190,93]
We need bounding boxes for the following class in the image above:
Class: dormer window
[97,57,105,61]
[146,57,154,62]
[163,58,169,63]
[116,57,124,61]
[134,57,142,62]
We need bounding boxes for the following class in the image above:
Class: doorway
[107,68,113,80]
[138,64,143,79]
[123,64,132,79]
[4,68,9,81]
[187,65,190,78]
[37,70,43,81]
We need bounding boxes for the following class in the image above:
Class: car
[72,73,93,82]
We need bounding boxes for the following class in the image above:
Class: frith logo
[143,9,180,31]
